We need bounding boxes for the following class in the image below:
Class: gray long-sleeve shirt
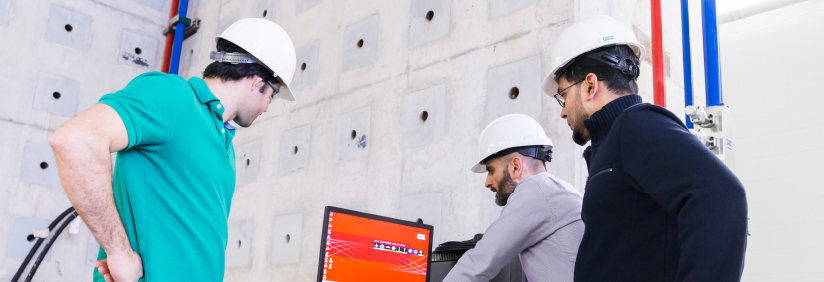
[444,172,585,282]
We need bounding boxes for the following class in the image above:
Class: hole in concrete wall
[420,111,428,123]
[52,92,61,99]
[262,10,268,17]
[189,49,193,57]
[509,87,519,100]
[286,234,291,243]
[64,24,73,32]
[293,146,298,155]
[39,162,49,169]
[238,240,242,248]
[350,130,357,140]
[416,218,423,224]
[246,159,250,167]
[357,39,364,48]
[301,62,306,72]
[134,47,142,55]
[425,10,434,21]
[27,234,35,242]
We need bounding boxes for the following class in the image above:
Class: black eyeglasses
[552,79,584,108]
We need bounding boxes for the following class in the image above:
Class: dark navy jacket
[574,95,748,282]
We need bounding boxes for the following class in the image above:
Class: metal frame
[316,206,434,282]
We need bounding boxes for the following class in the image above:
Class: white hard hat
[541,15,646,95]
[212,18,298,101]
[471,114,553,173]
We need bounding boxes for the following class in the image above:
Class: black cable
[24,211,78,282]
[10,206,75,282]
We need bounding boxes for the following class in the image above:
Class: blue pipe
[168,0,189,75]
[681,0,694,129]
[701,0,723,106]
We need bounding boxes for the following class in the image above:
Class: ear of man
[584,73,600,102]
[510,156,523,179]
[248,76,264,93]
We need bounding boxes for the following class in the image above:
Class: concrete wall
[0,0,687,281]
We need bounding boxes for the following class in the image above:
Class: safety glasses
[267,78,281,104]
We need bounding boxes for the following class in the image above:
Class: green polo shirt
[93,72,236,282]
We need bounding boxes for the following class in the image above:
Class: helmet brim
[470,163,486,173]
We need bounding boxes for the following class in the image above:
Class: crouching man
[444,114,584,282]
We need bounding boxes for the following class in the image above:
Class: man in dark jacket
[540,15,748,282]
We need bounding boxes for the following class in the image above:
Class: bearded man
[443,114,584,282]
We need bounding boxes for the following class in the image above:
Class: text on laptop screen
[321,211,430,282]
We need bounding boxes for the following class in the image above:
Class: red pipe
[161,0,180,73]
[651,0,666,107]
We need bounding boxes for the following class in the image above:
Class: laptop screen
[317,206,433,282]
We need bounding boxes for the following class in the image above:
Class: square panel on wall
[179,33,202,73]
[489,0,539,18]
[402,84,446,148]
[130,0,164,11]
[295,0,322,14]
[226,219,254,267]
[398,193,442,245]
[271,213,302,265]
[33,72,79,118]
[119,30,158,69]
[342,15,379,72]
[280,124,311,175]
[19,142,62,188]
[253,0,278,20]
[45,5,92,51]
[0,0,10,26]
[235,139,263,186]
[486,55,542,124]
[409,0,451,47]
[5,216,53,261]
[291,40,320,91]
[339,202,366,212]
[336,106,371,162]
[216,9,240,36]
[87,235,100,265]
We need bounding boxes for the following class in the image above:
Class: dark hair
[202,38,277,93]
[558,45,640,95]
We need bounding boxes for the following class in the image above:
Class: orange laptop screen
[317,207,433,282]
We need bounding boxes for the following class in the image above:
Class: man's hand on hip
[94,251,143,282]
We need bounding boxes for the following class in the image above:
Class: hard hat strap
[209,51,280,81]
[209,51,278,75]
[583,50,640,80]
[481,146,553,165]
[210,51,258,64]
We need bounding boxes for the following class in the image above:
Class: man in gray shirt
[444,114,584,282]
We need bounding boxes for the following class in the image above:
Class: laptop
[317,206,434,282]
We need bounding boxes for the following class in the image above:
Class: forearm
[51,132,132,256]
[444,188,549,281]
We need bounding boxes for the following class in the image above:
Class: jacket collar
[583,94,643,144]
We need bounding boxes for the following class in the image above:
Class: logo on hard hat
[602,35,615,41]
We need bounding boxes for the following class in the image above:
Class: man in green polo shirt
[49,19,298,282]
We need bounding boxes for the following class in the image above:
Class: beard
[572,126,588,145]
[494,168,518,206]
[569,89,591,146]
